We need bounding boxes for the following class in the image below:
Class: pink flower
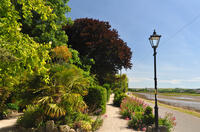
[104,115,108,118]
[142,127,146,131]
[125,117,130,120]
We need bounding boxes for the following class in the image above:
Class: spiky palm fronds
[62,93,87,113]
[38,96,53,104]
[33,64,90,118]
[52,64,90,96]
[45,103,66,118]
[38,96,66,118]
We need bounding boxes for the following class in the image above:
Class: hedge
[84,86,107,115]
[103,84,111,102]
[113,90,127,107]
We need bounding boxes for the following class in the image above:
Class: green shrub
[0,87,11,119]
[128,110,153,131]
[107,88,111,102]
[113,92,127,107]
[78,120,92,132]
[17,105,44,128]
[91,116,103,131]
[69,114,103,132]
[143,106,154,126]
[120,97,146,118]
[128,112,145,130]
[7,103,19,110]
[84,86,107,115]
[159,113,176,132]
[120,96,153,131]
[61,112,92,128]
[70,112,102,132]
[103,84,111,102]
[0,110,9,119]
[120,96,175,131]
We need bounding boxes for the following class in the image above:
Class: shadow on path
[98,94,138,132]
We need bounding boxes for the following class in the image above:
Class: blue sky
[67,0,200,89]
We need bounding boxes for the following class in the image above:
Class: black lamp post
[149,30,161,132]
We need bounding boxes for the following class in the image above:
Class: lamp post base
[147,125,168,132]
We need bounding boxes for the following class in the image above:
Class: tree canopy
[63,18,132,84]
[12,0,72,47]
[0,0,51,87]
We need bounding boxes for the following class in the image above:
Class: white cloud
[129,76,200,86]
[159,77,200,84]
[159,79,181,84]
[129,77,152,83]
[123,62,200,88]
[185,77,200,82]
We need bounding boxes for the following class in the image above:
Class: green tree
[0,0,51,116]
[12,0,72,47]
[113,74,129,93]
[0,0,51,86]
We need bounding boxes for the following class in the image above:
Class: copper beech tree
[63,18,132,84]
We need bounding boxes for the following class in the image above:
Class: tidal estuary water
[135,93,200,112]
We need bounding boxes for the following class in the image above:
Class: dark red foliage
[63,18,132,83]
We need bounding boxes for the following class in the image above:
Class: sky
[67,0,200,89]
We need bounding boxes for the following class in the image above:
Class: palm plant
[18,63,90,128]
[37,64,89,118]
[38,96,66,118]
[51,64,90,95]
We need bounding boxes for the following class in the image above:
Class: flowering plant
[120,97,154,131]
[120,97,148,119]
[128,106,154,131]
[120,96,176,132]
[159,112,176,132]
[128,112,146,131]
[74,120,92,132]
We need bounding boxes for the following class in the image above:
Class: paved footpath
[99,94,200,132]
[98,94,138,132]
[0,118,17,129]
[0,113,22,132]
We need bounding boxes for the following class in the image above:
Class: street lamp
[149,30,161,132]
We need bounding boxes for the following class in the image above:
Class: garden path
[0,118,17,129]
[0,113,22,131]
[98,94,139,132]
